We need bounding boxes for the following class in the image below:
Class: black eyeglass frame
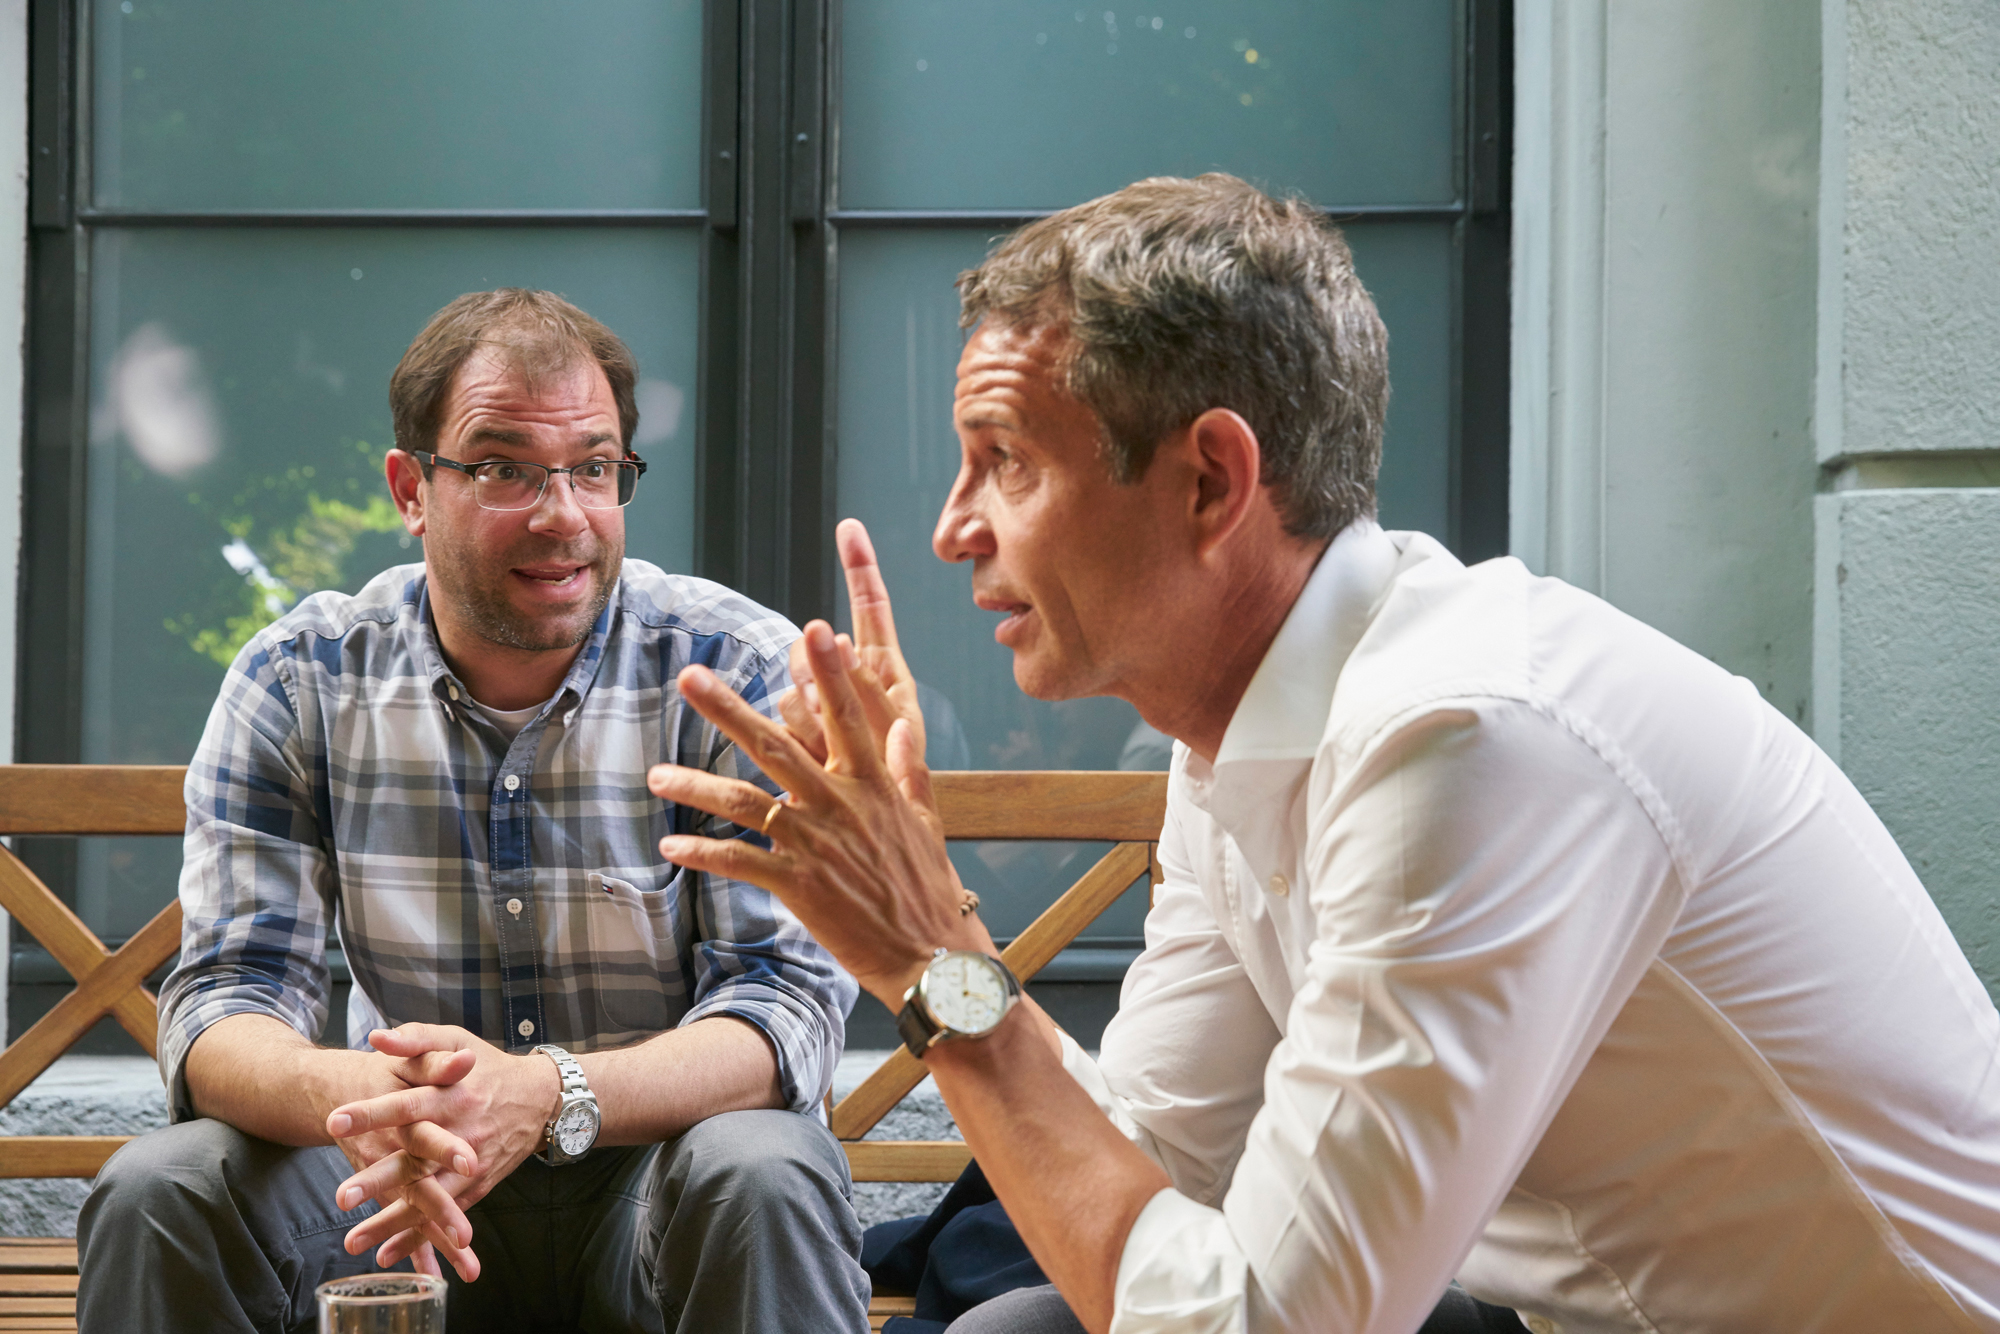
[412,450,649,510]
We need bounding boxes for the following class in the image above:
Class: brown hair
[957,174,1389,541]
[389,289,640,458]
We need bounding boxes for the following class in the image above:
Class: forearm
[580,1015,786,1146]
[927,1007,1171,1334]
[185,1012,380,1145]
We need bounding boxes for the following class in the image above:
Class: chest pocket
[583,868,692,1035]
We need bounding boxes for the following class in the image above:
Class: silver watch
[896,950,1022,1059]
[532,1044,600,1166]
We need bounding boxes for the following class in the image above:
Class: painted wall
[1513,0,1822,726]
[0,0,26,1036]
[1815,0,2000,997]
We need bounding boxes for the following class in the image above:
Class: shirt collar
[412,571,620,712]
[1208,518,1403,771]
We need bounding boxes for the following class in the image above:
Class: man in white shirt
[645,174,2000,1333]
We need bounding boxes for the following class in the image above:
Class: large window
[22,0,1509,1046]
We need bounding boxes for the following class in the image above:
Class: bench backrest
[0,766,1167,1182]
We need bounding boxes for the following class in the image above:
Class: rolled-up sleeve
[156,638,339,1123]
[676,650,856,1114]
[1110,698,1686,1333]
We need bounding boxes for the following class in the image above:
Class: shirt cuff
[682,986,835,1115]
[1110,1187,1249,1334]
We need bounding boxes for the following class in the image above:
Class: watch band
[535,1043,589,1097]
[897,993,943,1059]
[532,1044,594,1165]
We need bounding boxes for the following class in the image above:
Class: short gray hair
[957,174,1388,541]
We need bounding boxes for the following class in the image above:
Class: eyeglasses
[414,451,647,511]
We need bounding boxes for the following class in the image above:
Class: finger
[648,764,792,839]
[348,1188,468,1258]
[778,684,830,765]
[402,1119,478,1178]
[387,1047,478,1089]
[374,1214,480,1283]
[658,830,792,893]
[327,1086,447,1139]
[836,519,903,655]
[368,1023,476,1059]
[411,1242,443,1280]
[673,664,830,797]
[399,1173,475,1253]
[335,1149,439,1213]
[837,637,900,746]
[803,622,887,783]
[886,717,938,816]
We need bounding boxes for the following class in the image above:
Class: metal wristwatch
[532,1044,600,1166]
[896,950,1023,1059]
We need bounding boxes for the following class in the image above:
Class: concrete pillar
[1815,0,2000,996]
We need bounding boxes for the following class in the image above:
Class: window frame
[17,0,1510,933]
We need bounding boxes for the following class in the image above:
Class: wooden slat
[0,1242,74,1275]
[0,1279,74,1298]
[0,766,186,836]
[831,841,1152,1141]
[0,1139,127,1180]
[843,1139,973,1183]
[0,1299,73,1316]
[868,1293,916,1331]
[933,772,1165,842]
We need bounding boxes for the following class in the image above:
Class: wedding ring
[760,800,785,838]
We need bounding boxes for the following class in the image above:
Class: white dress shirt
[1062,521,2000,1333]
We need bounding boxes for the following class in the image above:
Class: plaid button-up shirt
[157,559,854,1123]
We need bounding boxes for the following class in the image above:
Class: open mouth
[976,592,1034,644]
[513,565,588,590]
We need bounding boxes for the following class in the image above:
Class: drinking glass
[315,1273,446,1333]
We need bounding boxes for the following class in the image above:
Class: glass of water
[316,1273,446,1333]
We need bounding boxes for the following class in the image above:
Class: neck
[1127,535,1327,763]
[428,606,583,711]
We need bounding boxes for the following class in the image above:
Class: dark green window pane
[92,0,703,210]
[78,227,698,934]
[839,0,1456,211]
[831,221,1449,937]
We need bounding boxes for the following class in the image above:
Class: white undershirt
[468,696,544,743]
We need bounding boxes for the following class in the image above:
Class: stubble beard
[426,528,623,654]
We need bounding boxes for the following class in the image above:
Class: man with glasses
[77,290,870,1333]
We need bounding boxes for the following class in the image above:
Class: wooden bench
[0,765,1166,1330]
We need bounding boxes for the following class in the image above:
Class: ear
[1186,408,1265,560]
[385,448,429,538]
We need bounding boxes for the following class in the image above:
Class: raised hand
[651,619,989,1009]
[324,1023,560,1281]
[781,520,929,777]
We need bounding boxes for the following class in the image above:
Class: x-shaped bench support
[0,845,182,1108]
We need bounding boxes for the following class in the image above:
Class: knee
[89,1119,251,1214]
[666,1109,848,1212]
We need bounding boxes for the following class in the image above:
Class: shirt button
[517,1019,535,1038]
[447,683,459,701]
[1269,872,1290,897]
[505,897,523,917]
[503,774,521,792]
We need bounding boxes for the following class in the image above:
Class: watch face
[925,953,1010,1035]
[554,1102,599,1158]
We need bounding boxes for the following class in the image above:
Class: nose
[526,468,591,537]
[932,467,994,564]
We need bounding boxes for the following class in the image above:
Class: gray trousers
[76,1109,870,1334]
[944,1283,1526,1333]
